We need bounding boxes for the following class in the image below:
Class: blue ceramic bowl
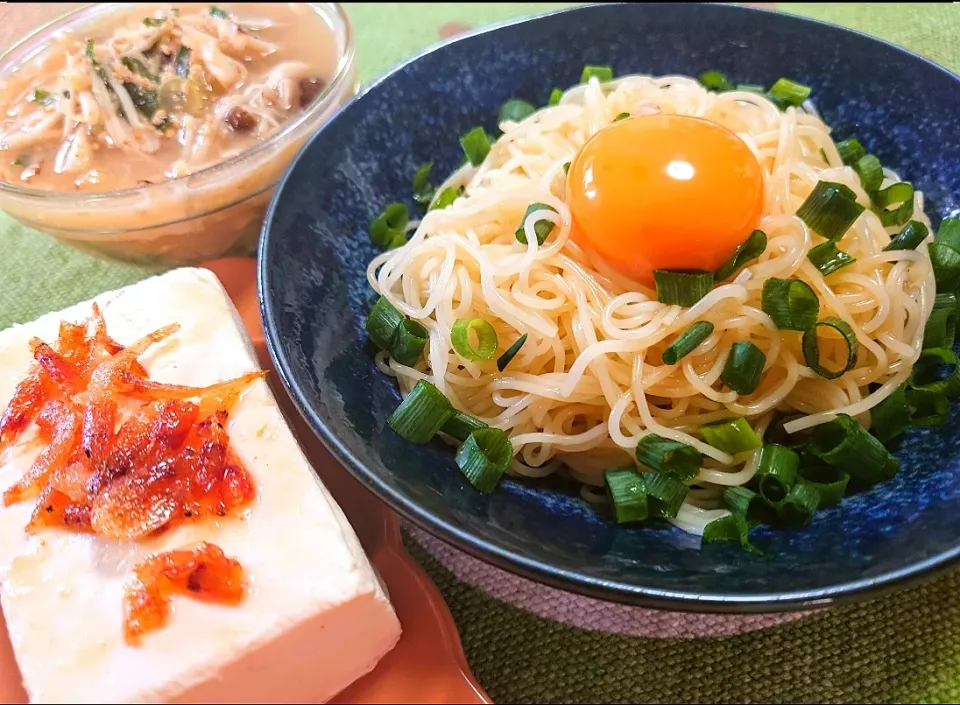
[259,3,960,611]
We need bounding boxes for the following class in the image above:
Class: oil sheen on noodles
[366,74,935,535]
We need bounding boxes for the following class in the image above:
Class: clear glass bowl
[0,3,357,265]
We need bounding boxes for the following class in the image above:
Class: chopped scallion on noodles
[755,443,799,503]
[604,468,648,523]
[653,270,714,306]
[451,318,498,361]
[661,321,714,365]
[884,220,928,252]
[807,240,856,276]
[761,278,820,330]
[700,417,762,454]
[635,434,702,480]
[801,317,858,379]
[455,428,512,493]
[721,341,765,395]
[497,334,528,372]
[714,229,766,281]
[795,181,865,240]
[387,380,454,444]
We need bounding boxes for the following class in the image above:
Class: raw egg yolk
[566,114,764,286]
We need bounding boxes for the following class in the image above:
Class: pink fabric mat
[406,524,810,638]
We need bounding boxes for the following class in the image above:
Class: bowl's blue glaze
[259,2,960,611]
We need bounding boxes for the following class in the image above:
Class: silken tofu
[0,268,401,703]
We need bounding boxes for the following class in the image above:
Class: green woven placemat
[1,4,959,703]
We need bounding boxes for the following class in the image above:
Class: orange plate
[0,258,490,705]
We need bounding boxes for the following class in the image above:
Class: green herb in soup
[0,3,337,191]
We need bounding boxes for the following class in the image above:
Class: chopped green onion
[614,112,630,121]
[604,468,648,523]
[798,465,850,508]
[872,182,915,227]
[548,88,563,106]
[809,413,894,486]
[456,428,512,493]
[736,84,765,94]
[581,65,614,83]
[929,242,960,294]
[853,154,883,192]
[869,384,912,443]
[755,443,799,503]
[721,486,775,526]
[653,270,714,307]
[366,296,405,351]
[795,181,865,240]
[210,5,230,19]
[768,78,811,107]
[635,434,702,481]
[27,88,53,106]
[802,317,858,379]
[562,161,571,175]
[700,417,762,454]
[515,203,558,246]
[885,220,929,252]
[698,71,734,92]
[715,229,767,281]
[391,318,428,366]
[702,513,759,553]
[460,127,491,166]
[643,472,688,519]
[175,46,191,78]
[429,186,461,212]
[923,293,958,350]
[807,240,855,276]
[835,138,864,166]
[442,411,488,443]
[499,98,536,125]
[369,202,409,249]
[662,321,714,365]
[121,56,159,83]
[84,39,112,88]
[143,16,165,27]
[906,387,950,427]
[761,278,819,330]
[497,334,528,372]
[123,82,159,119]
[937,218,960,251]
[451,318,498,361]
[909,347,960,397]
[387,380,454,444]
[11,156,25,167]
[721,341,766,395]
[411,163,434,206]
[776,482,820,526]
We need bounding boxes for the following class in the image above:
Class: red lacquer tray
[0,258,490,705]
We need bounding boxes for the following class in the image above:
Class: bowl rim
[259,1,960,612]
[0,1,356,206]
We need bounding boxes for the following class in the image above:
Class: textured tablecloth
[2,3,959,703]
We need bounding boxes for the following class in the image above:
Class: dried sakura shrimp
[0,305,259,643]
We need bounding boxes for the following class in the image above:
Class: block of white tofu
[0,268,401,704]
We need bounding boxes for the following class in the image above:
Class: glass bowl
[0,2,357,265]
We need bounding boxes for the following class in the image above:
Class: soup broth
[0,3,338,192]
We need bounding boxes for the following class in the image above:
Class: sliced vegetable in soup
[0,3,337,191]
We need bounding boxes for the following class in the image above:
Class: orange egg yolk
[566,114,765,287]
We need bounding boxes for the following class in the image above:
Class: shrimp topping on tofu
[0,304,263,644]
